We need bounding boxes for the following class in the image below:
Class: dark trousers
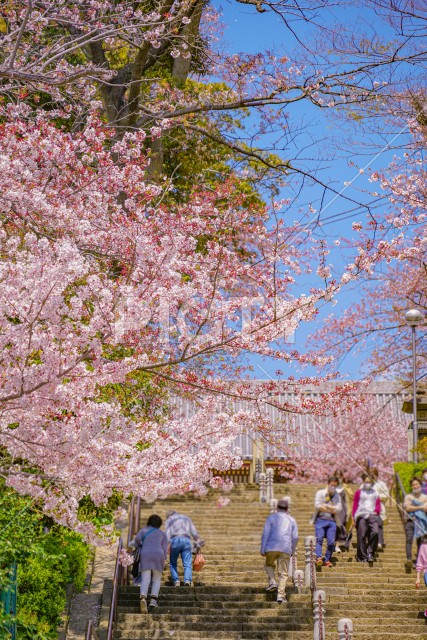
[356,515,379,560]
[378,516,384,546]
[404,519,422,562]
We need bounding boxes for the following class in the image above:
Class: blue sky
[210,0,412,380]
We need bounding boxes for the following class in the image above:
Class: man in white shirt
[313,476,342,567]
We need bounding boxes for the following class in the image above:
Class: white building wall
[170,382,408,459]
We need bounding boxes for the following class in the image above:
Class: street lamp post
[405,309,424,462]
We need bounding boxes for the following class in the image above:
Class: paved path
[63,513,128,640]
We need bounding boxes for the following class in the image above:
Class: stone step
[115,628,427,640]
[116,483,419,640]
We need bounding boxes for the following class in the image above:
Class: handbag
[193,552,206,572]
[131,528,157,578]
[131,546,141,578]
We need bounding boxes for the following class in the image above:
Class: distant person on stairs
[370,467,390,550]
[352,473,381,562]
[129,514,168,613]
[333,469,353,551]
[260,497,298,604]
[166,510,201,587]
[313,476,342,567]
[421,469,427,495]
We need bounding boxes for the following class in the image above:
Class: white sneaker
[139,596,147,613]
[174,580,180,587]
[266,582,278,592]
[277,596,287,604]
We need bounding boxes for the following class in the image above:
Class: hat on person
[277,498,289,510]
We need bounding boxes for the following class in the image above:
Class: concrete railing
[313,590,325,640]
[304,535,317,591]
[338,618,354,639]
[266,468,274,502]
[259,472,267,503]
[312,592,354,640]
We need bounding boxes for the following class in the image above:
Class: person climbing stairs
[113,483,427,639]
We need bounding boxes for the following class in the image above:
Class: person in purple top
[421,469,427,495]
[130,514,168,613]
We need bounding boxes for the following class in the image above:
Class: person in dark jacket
[260,498,298,604]
[130,514,168,612]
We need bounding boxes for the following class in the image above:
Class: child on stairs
[415,534,427,617]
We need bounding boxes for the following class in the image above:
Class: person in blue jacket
[260,498,298,604]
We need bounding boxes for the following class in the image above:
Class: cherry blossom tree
[2,0,427,541]
[0,105,358,540]
[291,395,407,483]
[308,114,427,387]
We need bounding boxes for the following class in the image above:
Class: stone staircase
[114,483,427,640]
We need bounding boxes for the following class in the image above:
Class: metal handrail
[394,471,407,523]
[127,497,135,547]
[135,497,141,538]
[84,496,141,639]
[106,537,123,640]
[124,496,141,584]
[85,620,98,640]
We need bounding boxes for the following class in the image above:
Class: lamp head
[405,309,424,326]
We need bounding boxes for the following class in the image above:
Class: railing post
[288,552,297,577]
[252,439,264,482]
[304,535,316,589]
[270,498,278,513]
[266,468,274,502]
[293,569,304,593]
[259,473,267,503]
[313,590,326,640]
[254,458,262,483]
[338,618,353,640]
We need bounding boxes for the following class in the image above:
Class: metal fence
[0,562,17,640]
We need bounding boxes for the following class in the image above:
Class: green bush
[17,529,90,639]
[394,461,426,493]
[0,480,90,640]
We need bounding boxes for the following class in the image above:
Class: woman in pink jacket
[415,534,427,617]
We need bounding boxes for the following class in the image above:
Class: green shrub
[17,529,90,639]
[0,480,91,640]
